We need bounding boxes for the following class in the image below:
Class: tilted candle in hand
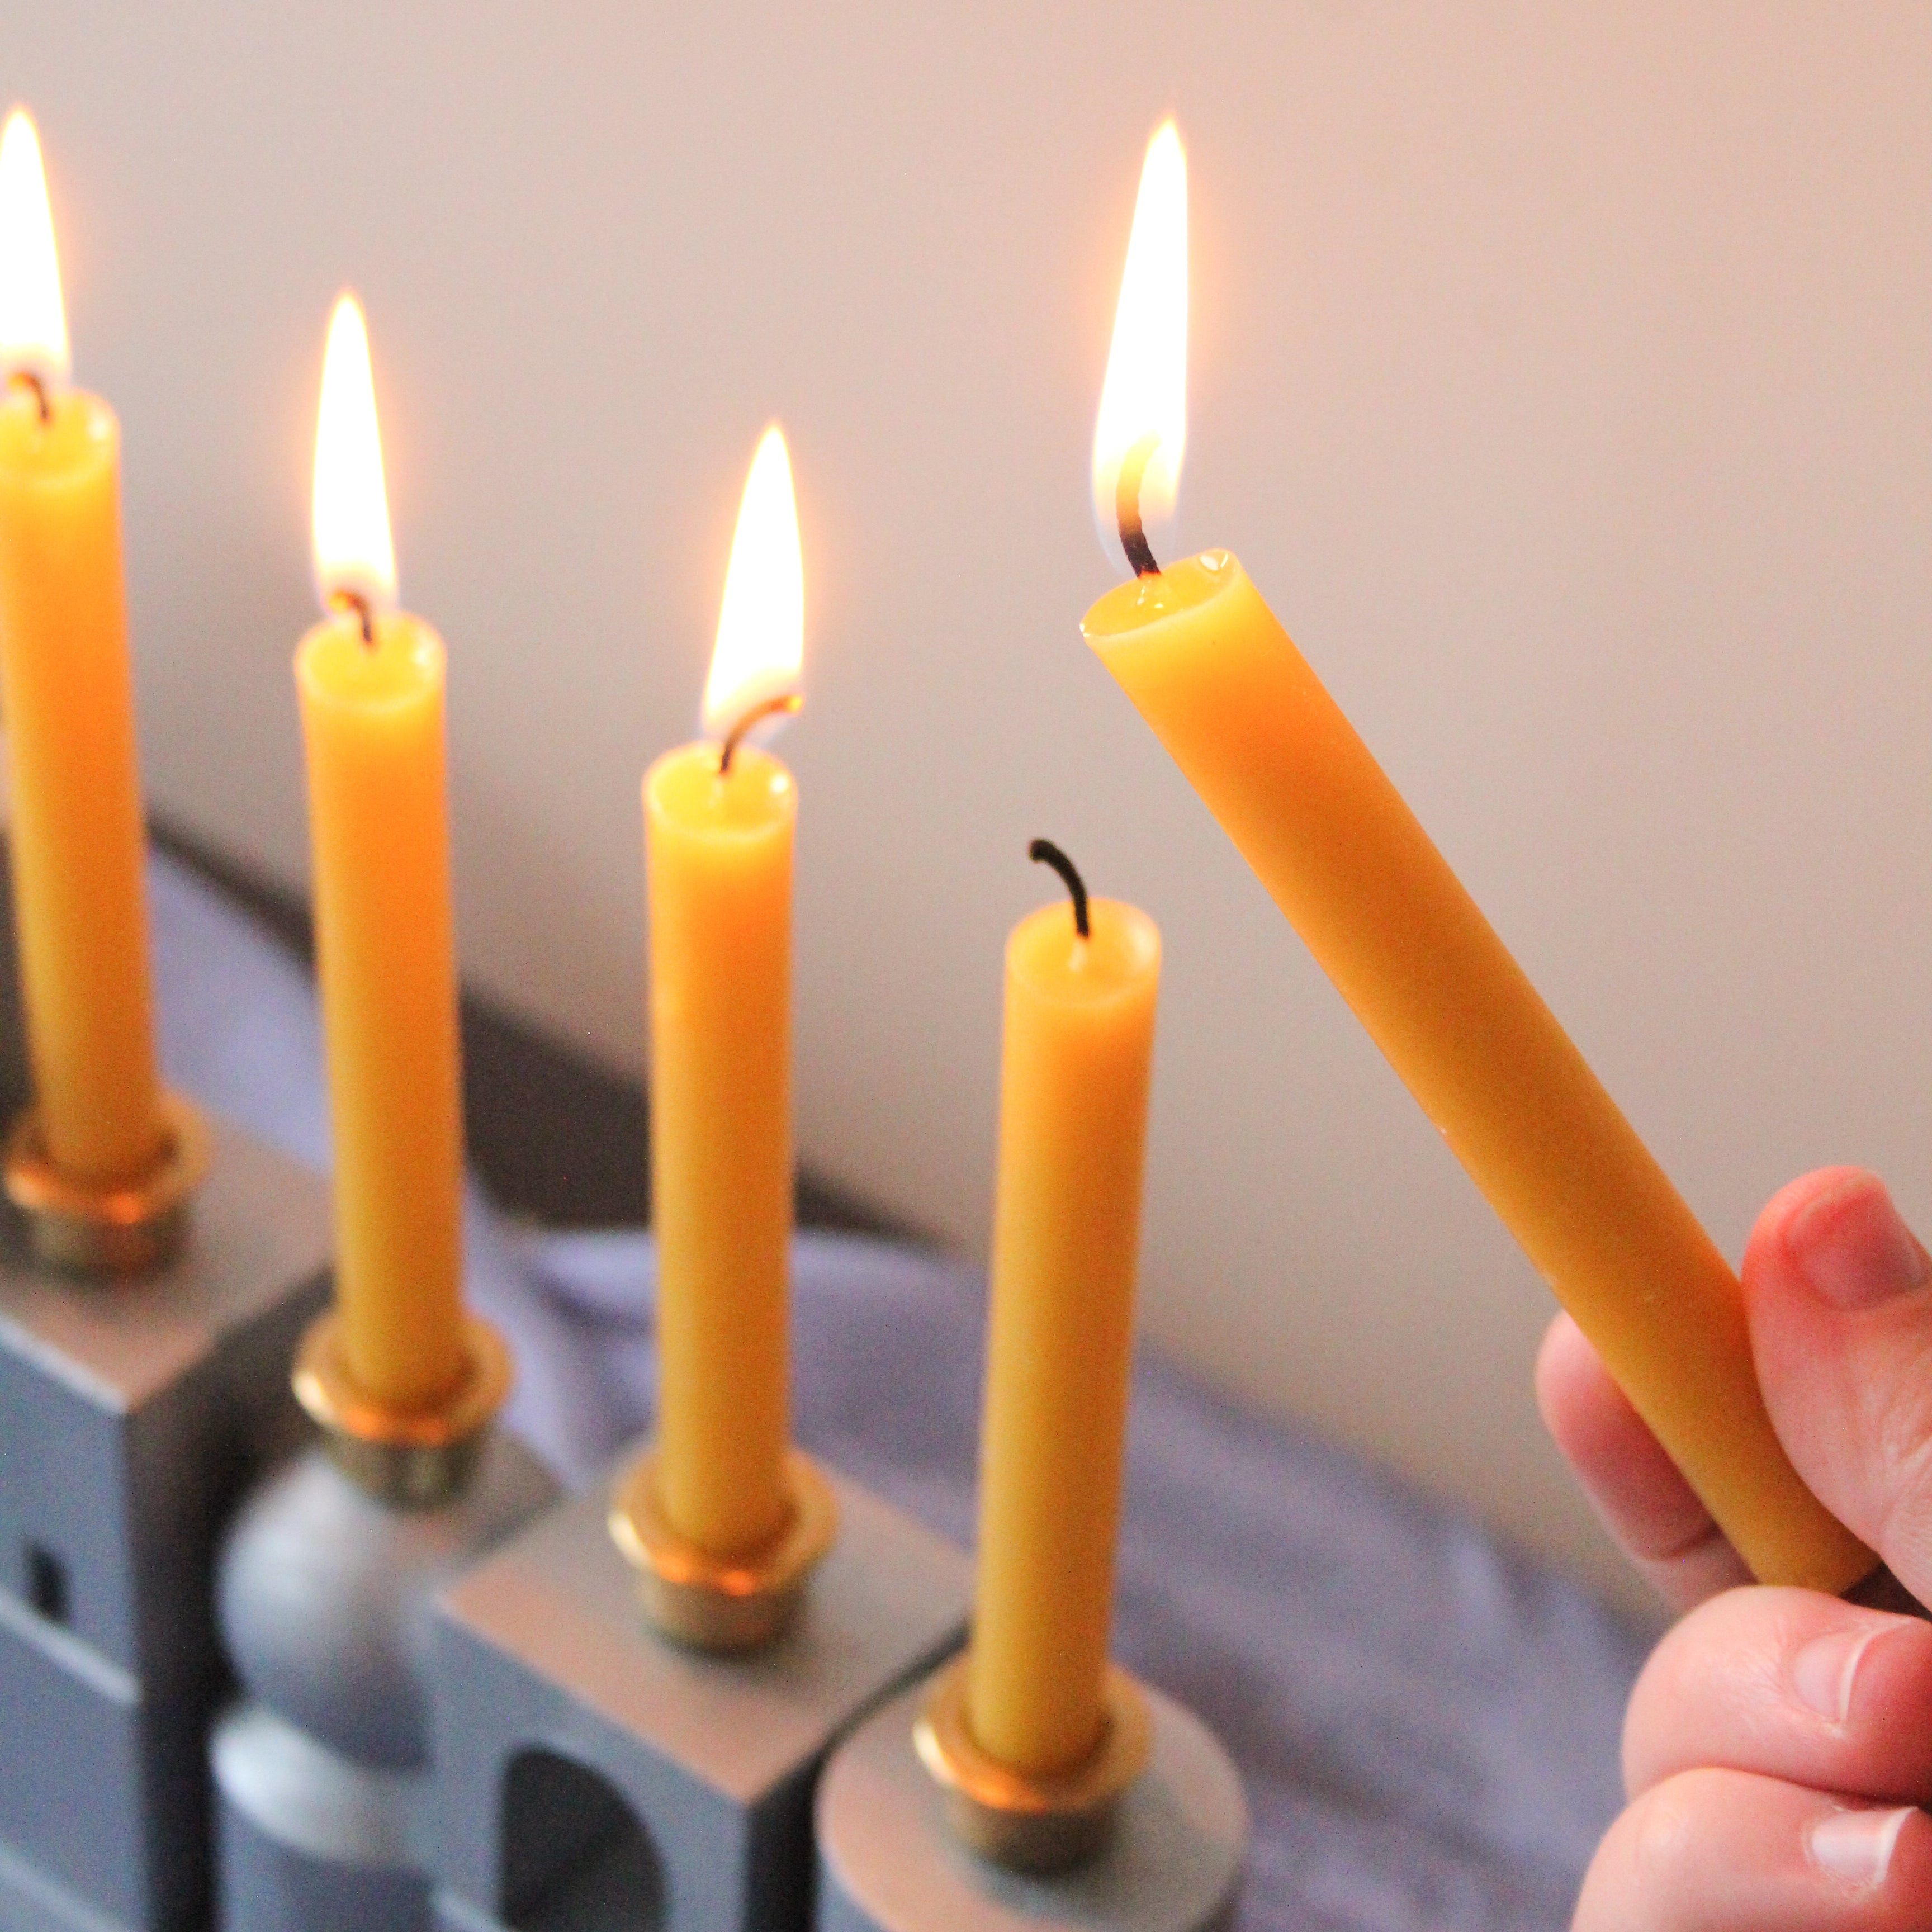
[296,295,466,1414]
[0,110,163,1185]
[644,426,803,1559]
[1079,122,1874,1596]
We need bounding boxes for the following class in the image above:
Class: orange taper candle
[965,843,1159,1777]
[645,425,803,1557]
[296,294,466,1413]
[0,109,162,1183]
[1079,121,1874,1595]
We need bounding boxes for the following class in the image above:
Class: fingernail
[1788,1176,1929,1310]
[1809,1806,1912,1888]
[1792,1626,1877,1724]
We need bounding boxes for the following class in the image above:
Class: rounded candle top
[0,382,112,486]
[646,740,795,840]
[296,612,443,717]
[1007,897,1161,1013]
[1082,548,1238,643]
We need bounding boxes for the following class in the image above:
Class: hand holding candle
[1080,123,1874,1596]
[0,110,164,1188]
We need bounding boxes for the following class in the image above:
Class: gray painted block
[212,1432,558,1932]
[815,1681,1248,1932]
[0,1119,332,1932]
[431,1464,972,1932]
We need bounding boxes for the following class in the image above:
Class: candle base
[292,1309,513,1510]
[0,1119,331,1932]
[818,1670,1247,1932]
[609,1446,840,1652]
[2,1090,211,1277]
[433,1458,971,1932]
[913,1658,1153,1874]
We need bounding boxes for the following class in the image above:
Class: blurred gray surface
[0,1120,330,1931]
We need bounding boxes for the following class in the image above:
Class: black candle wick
[1029,838,1090,939]
[1115,432,1162,579]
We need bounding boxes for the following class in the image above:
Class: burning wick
[719,692,802,775]
[8,370,49,424]
[1029,838,1090,940]
[328,588,376,648]
[1115,432,1162,579]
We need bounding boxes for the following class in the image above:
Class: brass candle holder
[3,1088,211,1275]
[913,1655,1153,1873]
[291,1305,513,1508]
[608,1444,839,1651]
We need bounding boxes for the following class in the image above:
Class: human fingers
[1574,1767,1932,1932]
[1536,1312,1753,1612]
[1622,1585,1932,1803]
[1743,1168,1932,1602]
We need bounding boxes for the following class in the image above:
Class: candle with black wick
[634,425,814,1580]
[1080,120,1881,1600]
[960,839,1161,1780]
[0,107,168,1200]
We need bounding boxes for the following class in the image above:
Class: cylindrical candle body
[0,387,161,1181]
[296,613,466,1413]
[967,898,1160,1776]
[1085,550,1872,1594]
[644,742,794,1557]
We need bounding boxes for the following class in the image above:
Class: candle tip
[1029,839,1091,940]
[718,691,803,775]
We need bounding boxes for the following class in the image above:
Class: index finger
[1537,1311,1754,1614]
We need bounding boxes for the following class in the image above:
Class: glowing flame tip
[0,108,70,390]
[703,424,804,743]
[1091,119,1187,565]
[310,292,397,617]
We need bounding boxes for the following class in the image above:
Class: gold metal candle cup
[3,1089,210,1276]
[913,1656,1153,1874]
[609,1447,837,1654]
[293,1309,512,1510]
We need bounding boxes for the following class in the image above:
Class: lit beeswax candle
[0,110,162,1182]
[646,425,803,1557]
[967,843,1159,1777]
[1078,123,1874,1595]
[296,295,465,1413]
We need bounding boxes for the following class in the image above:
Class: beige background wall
[8,1,1928,1609]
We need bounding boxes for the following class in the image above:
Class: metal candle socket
[0,1116,332,1932]
[2,1091,212,1276]
[817,1674,1248,1932]
[609,1445,839,1652]
[431,1461,972,1932]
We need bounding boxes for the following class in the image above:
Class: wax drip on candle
[1028,839,1091,939]
[718,692,802,776]
[6,369,49,424]
[328,588,377,648]
[1115,433,1163,580]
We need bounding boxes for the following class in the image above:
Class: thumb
[1745,1167,1932,1599]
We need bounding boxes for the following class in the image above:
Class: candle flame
[0,110,69,391]
[703,425,803,742]
[311,292,397,617]
[1091,120,1186,563]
